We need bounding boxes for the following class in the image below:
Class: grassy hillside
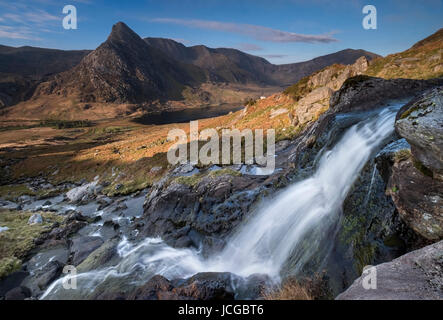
[366,28,442,79]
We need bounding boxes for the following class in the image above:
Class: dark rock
[139,174,266,250]
[395,87,443,179]
[34,260,63,291]
[47,220,87,240]
[70,236,104,266]
[375,138,410,184]
[170,272,236,300]
[5,286,31,300]
[330,77,443,114]
[127,275,174,300]
[76,238,120,273]
[337,240,443,300]
[0,271,29,297]
[387,157,443,240]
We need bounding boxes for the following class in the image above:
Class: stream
[35,104,400,299]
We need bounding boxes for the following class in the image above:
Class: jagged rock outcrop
[382,87,443,240]
[336,240,443,300]
[35,22,205,104]
[289,57,370,125]
[139,173,269,250]
[387,157,443,240]
[395,87,443,179]
[330,77,443,113]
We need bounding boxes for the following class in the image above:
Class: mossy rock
[0,256,22,279]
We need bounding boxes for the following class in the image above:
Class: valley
[0,19,442,301]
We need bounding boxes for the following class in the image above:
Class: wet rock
[337,240,443,300]
[375,138,411,184]
[395,87,443,179]
[330,77,443,114]
[33,260,64,291]
[5,286,31,300]
[70,236,104,266]
[127,275,174,300]
[76,238,119,273]
[28,213,43,225]
[0,271,29,297]
[139,174,265,250]
[103,220,120,230]
[47,220,87,241]
[387,157,443,240]
[170,272,236,300]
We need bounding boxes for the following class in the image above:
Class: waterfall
[41,106,399,299]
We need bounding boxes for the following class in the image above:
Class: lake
[134,104,244,125]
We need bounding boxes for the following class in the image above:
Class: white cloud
[151,18,338,43]
[0,25,42,40]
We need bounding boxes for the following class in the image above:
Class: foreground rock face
[385,87,443,240]
[139,173,268,250]
[388,158,443,240]
[336,240,443,300]
[396,87,443,179]
[106,272,268,300]
[330,77,443,113]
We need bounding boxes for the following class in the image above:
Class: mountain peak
[107,21,141,43]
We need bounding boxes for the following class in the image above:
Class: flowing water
[41,106,400,299]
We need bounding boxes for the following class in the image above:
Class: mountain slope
[35,22,206,104]
[271,49,380,86]
[366,28,443,79]
[0,45,90,78]
[144,37,275,84]
[144,38,380,86]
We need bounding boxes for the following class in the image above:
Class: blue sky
[0,0,441,64]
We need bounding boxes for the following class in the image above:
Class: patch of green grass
[0,257,22,279]
[174,174,203,187]
[400,106,420,119]
[394,149,411,162]
[209,168,242,177]
[0,209,63,279]
[91,126,133,135]
[40,119,93,129]
[0,184,35,201]
[413,159,434,177]
[283,75,311,101]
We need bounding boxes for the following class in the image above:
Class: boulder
[387,157,443,240]
[336,240,443,300]
[28,213,43,225]
[70,236,104,266]
[66,180,99,203]
[126,272,268,300]
[76,238,119,273]
[330,77,443,114]
[139,174,266,250]
[32,260,64,291]
[395,87,443,179]
[5,286,32,300]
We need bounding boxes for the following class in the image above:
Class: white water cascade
[42,106,399,299]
